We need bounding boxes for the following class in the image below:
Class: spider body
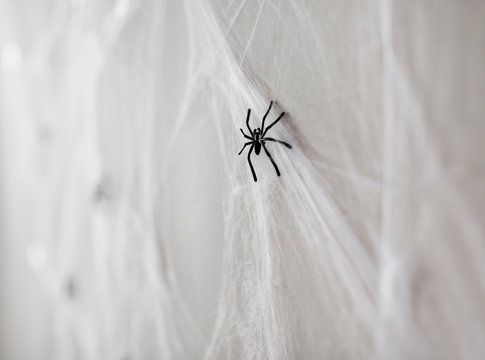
[238,101,292,182]
[253,128,262,155]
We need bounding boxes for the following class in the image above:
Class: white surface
[1,0,485,359]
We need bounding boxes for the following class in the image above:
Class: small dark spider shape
[238,101,292,182]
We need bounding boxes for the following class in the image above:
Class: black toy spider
[238,101,292,182]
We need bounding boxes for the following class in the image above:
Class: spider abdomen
[254,141,262,155]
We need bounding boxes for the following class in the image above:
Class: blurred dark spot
[65,277,77,299]
[93,175,113,205]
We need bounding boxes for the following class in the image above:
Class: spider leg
[247,143,257,182]
[261,141,281,177]
[262,111,285,137]
[240,128,252,140]
[238,141,253,155]
[261,100,273,134]
[246,109,254,136]
[260,137,292,149]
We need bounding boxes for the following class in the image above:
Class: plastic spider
[238,101,292,182]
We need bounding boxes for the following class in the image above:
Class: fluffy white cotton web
[1,0,485,359]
